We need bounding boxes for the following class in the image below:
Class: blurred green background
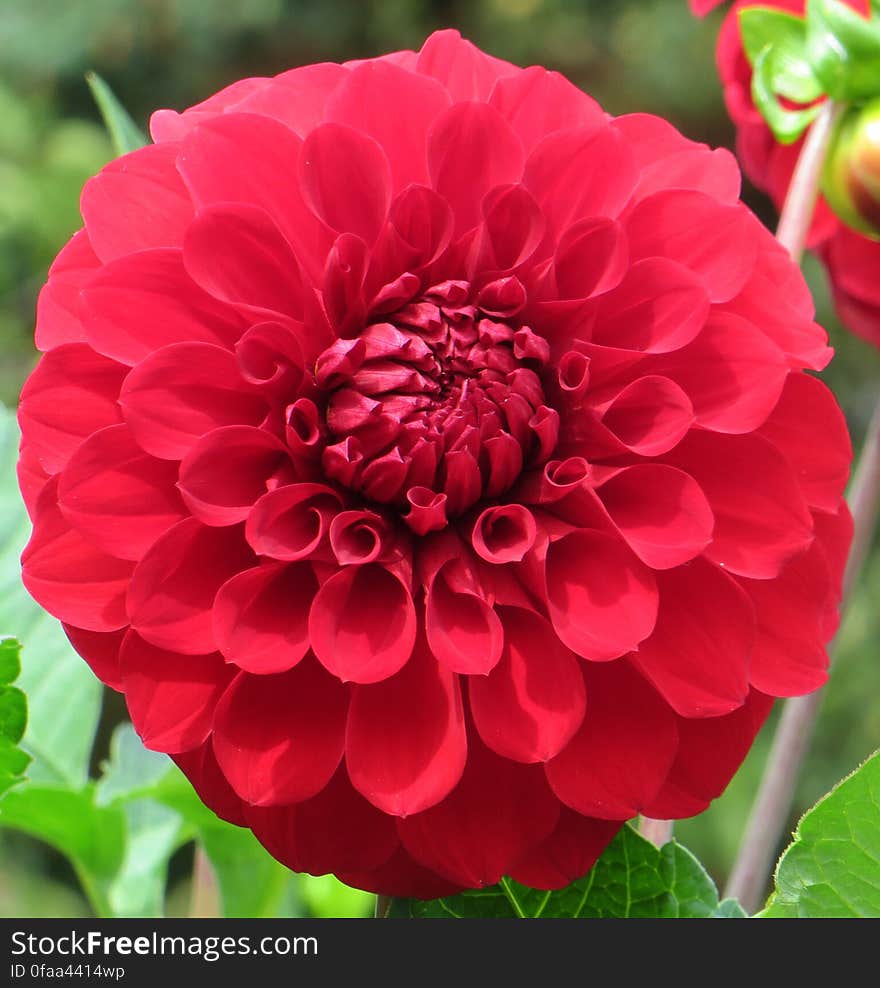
[0,0,878,918]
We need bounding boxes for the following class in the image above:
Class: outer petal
[545,529,659,661]
[173,742,247,827]
[469,607,586,763]
[34,230,100,350]
[212,659,348,806]
[546,661,679,819]
[22,479,133,632]
[119,630,233,753]
[632,559,754,718]
[398,738,560,888]
[309,564,416,684]
[345,635,466,816]
[62,624,126,692]
[127,518,255,654]
[213,561,317,675]
[416,29,518,101]
[337,845,463,900]
[119,343,268,460]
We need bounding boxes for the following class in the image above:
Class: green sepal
[752,45,822,144]
[740,7,824,102]
[806,0,880,102]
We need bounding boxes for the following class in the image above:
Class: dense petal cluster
[19,30,852,897]
[697,0,880,347]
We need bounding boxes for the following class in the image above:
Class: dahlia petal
[648,312,788,434]
[599,376,695,456]
[644,691,774,819]
[553,219,629,300]
[150,76,270,141]
[345,634,466,815]
[62,624,126,692]
[613,112,700,168]
[178,426,294,527]
[596,464,714,570]
[545,529,659,661]
[626,190,759,303]
[508,809,621,890]
[119,630,232,753]
[386,185,454,272]
[213,561,317,675]
[329,510,392,566]
[119,342,268,460]
[470,606,587,763]
[591,258,710,353]
[524,124,640,233]
[425,560,504,675]
[300,123,391,244]
[183,203,304,318]
[416,29,518,101]
[212,659,348,805]
[546,661,679,819]
[57,424,185,560]
[668,431,814,579]
[634,147,741,204]
[82,248,245,366]
[17,448,50,521]
[235,322,305,396]
[127,518,256,654]
[471,504,537,564]
[337,846,463,900]
[633,560,753,717]
[310,564,416,683]
[741,541,834,697]
[22,479,133,632]
[18,344,126,474]
[178,113,332,281]
[246,766,398,875]
[398,738,559,888]
[172,742,247,827]
[245,483,342,560]
[428,102,524,235]
[488,66,604,148]
[233,63,350,136]
[757,373,852,514]
[34,230,99,350]
[80,144,193,262]
[325,61,450,188]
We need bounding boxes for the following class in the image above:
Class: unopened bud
[822,98,880,241]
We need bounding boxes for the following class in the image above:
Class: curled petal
[246,483,342,560]
[545,529,658,661]
[310,564,416,683]
[330,510,392,565]
[346,634,466,815]
[213,561,317,675]
[212,658,348,805]
[599,376,694,456]
[471,504,537,564]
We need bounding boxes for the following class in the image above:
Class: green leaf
[806,0,880,101]
[398,825,744,919]
[0,406,102,787]
[740,7,824,102]
[752,45,822,144]
[761,749,880,917]
[85,72,147,156]
[0,638,30,799]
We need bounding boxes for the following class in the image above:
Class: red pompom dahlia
[19,30,852,897]
[701,0,880,347]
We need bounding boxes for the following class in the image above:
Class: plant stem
[726,396,880,913]
[639,817,674,847]
[775,100,844,260]
[375,894,392,918]
[188,845,221,918]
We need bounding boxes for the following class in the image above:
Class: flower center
[314,278,559,533]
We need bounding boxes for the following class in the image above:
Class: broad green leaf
[752,45,822,144]
[761,749,880,917]
[806,0,880,101]
[397,825,744,919]
[298,873,374,919]
[0,406,102,787]
[740,7,824,102]
[95,723,172,807]
[85,72,147,156]
[0,638,30,798]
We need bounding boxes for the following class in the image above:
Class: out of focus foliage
[0,0,878,917]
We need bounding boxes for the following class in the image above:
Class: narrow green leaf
[400,825,743,919]
[752,45,822,144]
[740,7,824,102]
[85,72,147,156]
[806,0,880,101]
[761,749,880,917]
[0,405,102,787]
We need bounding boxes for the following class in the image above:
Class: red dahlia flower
[699,0,880,347]
[18,29,852,897]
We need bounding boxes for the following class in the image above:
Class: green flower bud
[822,97,880,242]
